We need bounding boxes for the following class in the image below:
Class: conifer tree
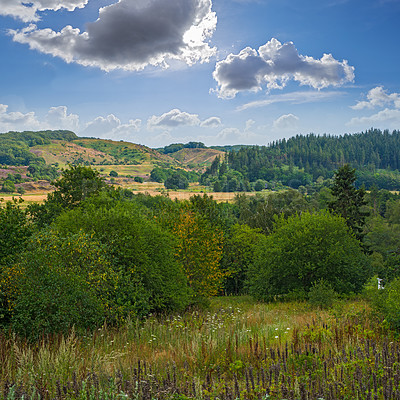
[328,164,368,240]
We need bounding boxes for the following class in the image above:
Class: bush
[1,230,109,338]
[109,170,118,177]
[248,211,371,300]
[54,198,191,315]
[368,277,400,330]
[308,279,337,309]
[134,176,144,183]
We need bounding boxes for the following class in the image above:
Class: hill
[201,128,400,192]
[169,147,225,168]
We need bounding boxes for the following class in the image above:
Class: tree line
[201,128,400,191]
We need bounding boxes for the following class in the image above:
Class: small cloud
[0,103,40,131]
[351,86,400,110]
[46,106,79,131]
[213,38,354,99]
[81,114,141,140]
[0,0,88,22]
[200,116,222,127]
[147,109,201,130]
[348,108,400,126]
[272,113,299,132]
[237,90,342,111]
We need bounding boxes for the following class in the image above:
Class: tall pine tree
[328,164,369,241]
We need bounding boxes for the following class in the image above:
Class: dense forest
[200,128,400,191]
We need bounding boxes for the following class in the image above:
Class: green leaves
[248,211,371,299]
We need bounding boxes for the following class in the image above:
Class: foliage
[109,170,118,177]
[0,199,32,263]
[0,180,15,193]
[369,277,400,330]
[164,172,189,190]
[328,164,369,239]
[157,141,206,154]
[171,208,226,300]
[0,230,109,337]
[234,190,312,234]
[134,176,144,183]
[28,165,106,226]
[248,211,371,300]
[55,197,191,316]
[221,224,264,295]
[151,167,199,184]
[307,279,338,309]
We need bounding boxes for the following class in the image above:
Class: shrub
[308,279,337,309]
[368,277,400,330]
[1,230,109,338]
[248,211,371,300]
[134,176,144,183]
[55,199,191,315]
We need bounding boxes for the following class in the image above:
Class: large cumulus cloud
[213,38,354,98]
[10,0,217,71]
[0,0,88,22]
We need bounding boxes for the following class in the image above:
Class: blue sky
[0,0,399,147]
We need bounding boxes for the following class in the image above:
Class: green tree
[28,165,106,226]
[164,172,189,190]
[248,211,371,300]
[222,224,264,295]
[54,197,190,316]
[328,164,368,239]
[0,199,32,263]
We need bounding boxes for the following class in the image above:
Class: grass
[1,296,397,399]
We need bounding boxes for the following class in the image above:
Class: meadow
[1,296,397,400]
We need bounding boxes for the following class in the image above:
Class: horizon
[1,0,399,147]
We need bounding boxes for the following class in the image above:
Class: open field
[1,296,396,399]
[1,181,243,204]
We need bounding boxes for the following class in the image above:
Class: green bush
[54,197,191,316]
[2,230,109,338]
[368,277,400,330]
[134,176,144,183]
[308,279,337,309]
[248,211,371,300]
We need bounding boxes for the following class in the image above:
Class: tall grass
[0,296,396,399]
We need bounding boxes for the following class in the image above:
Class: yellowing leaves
[173,209,227,298]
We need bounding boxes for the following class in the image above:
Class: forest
[200,128,400,192]
[1,158,400,398]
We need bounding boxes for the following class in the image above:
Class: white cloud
[272,113,299,132]
[200,116,222,127]
[10,0,217,71]
[0,104,41,131]
[348,108,400,126]
[147,108,221,130]
[0,0,88,22]
[351,86,400,110]
[213,38,354,99]
[81,114,141,139]
[147,109,201,130]
[237,90,342,111]
[46,106,79,130]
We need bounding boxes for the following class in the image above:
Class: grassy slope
[169,148,225,169]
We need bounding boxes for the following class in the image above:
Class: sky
[0,0,399,147]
